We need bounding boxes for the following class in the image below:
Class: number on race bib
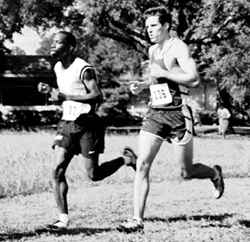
[150,83,172,106]
[62,100,91,121]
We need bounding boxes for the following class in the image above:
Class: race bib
[150,83,172,106]
[62,100,91,121]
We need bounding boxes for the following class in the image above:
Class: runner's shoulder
[171,38,188,50]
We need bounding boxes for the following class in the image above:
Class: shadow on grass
[0,227,113,241]
[239,220,250,228]
[145,213,233,224]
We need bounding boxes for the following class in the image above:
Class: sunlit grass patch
[0,131,249,198]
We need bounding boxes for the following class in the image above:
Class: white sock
[133,216,143,223]
[59,213,69,224]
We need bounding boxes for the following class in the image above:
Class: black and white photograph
[0,0,249,241]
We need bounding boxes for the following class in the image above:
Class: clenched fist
[37,82,51,94]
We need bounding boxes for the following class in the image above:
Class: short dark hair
[143,6,171,26]
[58,31,76,48]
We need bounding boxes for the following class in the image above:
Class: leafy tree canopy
[1,0,250,120]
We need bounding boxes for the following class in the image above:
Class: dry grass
[0,131,249,197]
[0,131,250,241]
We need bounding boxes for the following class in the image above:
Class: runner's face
[145,16,167,43]
[50,33,69,58]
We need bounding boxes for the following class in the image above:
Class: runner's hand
[49,89,66,102]
[129,81,145,95]
[37,82,51,94]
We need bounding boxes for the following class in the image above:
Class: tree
[36,36,53,55]
[0,0,23,71]
[195,1,250,120]
[11,46,26,55]
[1,0,250,121]
[83,0,250,120]
[0,0,23,41]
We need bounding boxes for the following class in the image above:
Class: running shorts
[53,113,105,157]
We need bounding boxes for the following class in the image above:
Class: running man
[38,31,136,230]
[118,6,224,232]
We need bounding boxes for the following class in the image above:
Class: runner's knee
[138,159,151,175]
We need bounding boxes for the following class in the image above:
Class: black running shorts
[53,113,105,157]
[142,107,186,141]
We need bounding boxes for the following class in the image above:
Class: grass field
[0,131,250,241]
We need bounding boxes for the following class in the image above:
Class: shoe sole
[44,225,67,232]
[117,226,144,233]
[123,146,137,159]
[213,165,224,199]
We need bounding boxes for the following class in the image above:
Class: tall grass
[0,131,249,198]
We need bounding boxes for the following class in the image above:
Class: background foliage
[0,0,250,122]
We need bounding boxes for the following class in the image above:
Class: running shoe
[45,220,68,231]
[117,218,144,233]
[211,165,224,199]
[123,146,137,170]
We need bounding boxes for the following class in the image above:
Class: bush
[98,102,142,127]
[198,110,218,125]
[0,105,61,130]
[0,104,141,130]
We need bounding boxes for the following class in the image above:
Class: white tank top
[54,57,95,121]
[54,57,93,96]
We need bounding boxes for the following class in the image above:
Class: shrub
[0,104,141,130]
[0,105,61,130]
[198,110,218,125]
